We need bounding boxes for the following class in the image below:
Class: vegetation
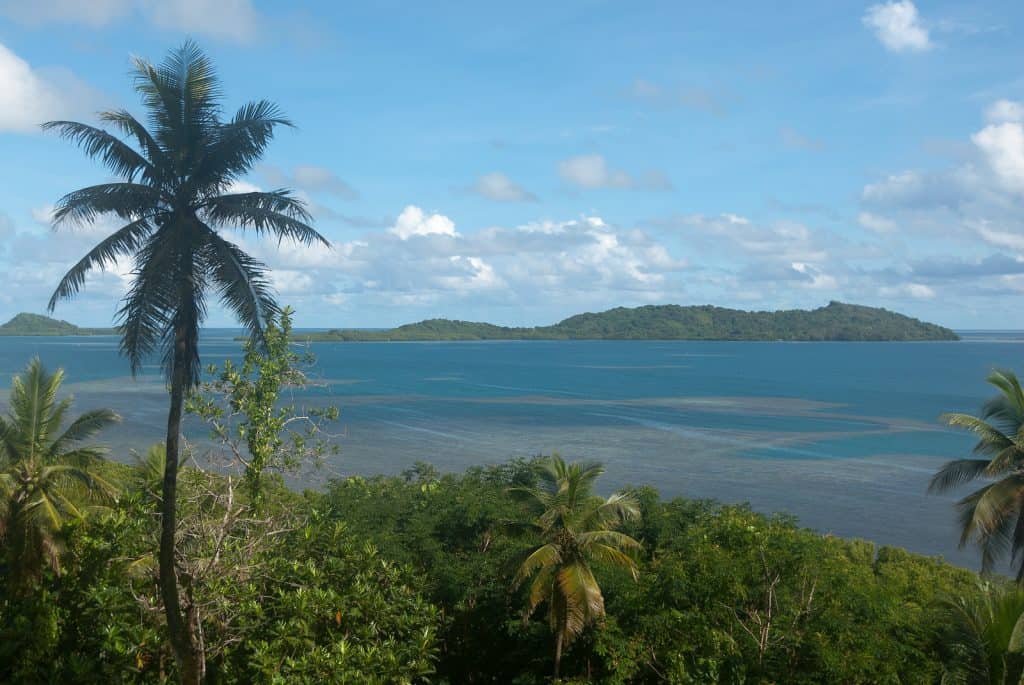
[0,331,1020,683]
[307,301,959,342]
[0,313,115,336]
[7,37,1014,685]
[929,370,1024,579]
[511,456,641,678]
[0,358,119,590]
[43,42,326,684]
[935,584,1024,684]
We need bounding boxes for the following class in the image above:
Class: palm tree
[43,42,327,684]
[930,370,1024,580]
[0,358,119,591]
[511,455,641,679]
[937,585,1024,684]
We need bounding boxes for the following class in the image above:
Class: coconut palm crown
[43,41,327,684]
[0,358,119,589]
[930,370,1024,579]
[511,454,641,678]
[936,584,1024,685]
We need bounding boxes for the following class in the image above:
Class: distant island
[303,301,960,342]
[0,313,116,337]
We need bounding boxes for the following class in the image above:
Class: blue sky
[0,1,1023,328]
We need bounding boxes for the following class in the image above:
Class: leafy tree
[930,370,1024,579]
[0,358,119,591]
[936,584,1024,684]
[511,455,642,678]
[187,306,339,508]
[43,41,326,683]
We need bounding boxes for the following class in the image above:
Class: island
[304,301,959,342]
[0,313,117,336]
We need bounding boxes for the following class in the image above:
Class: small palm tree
[44,41,326,683]
[930,370,1024,579]
[0,358,119,590]
[511,455,641,679]
[937,585,1024,684]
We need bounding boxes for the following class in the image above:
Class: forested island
[0,313,115,336]
[307,301,959,342]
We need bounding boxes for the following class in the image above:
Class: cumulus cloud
[389,206,459,240]
[986,100,1024,124]
[0,42,101,133]
[0,0,261,42]
[878,283,935,299]
[863,0,932,53]
[229,207,690,321]
[558,154,671,191]
[857,212,897,233]
[860,100,1024,256]
[972,122,1024,195]
[468,172,537,202]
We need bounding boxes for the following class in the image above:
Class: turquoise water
[1,332,1022,569]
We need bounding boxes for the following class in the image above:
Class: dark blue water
[1,332,1021,569]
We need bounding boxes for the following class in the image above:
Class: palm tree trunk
[554,630,563,679]
[160,325,204,685]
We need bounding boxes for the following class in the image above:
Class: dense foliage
[318,463,985,684]
[310,301,959,342]
[0,313,114,337]
[2,454,992,683]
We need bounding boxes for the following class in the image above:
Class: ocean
[1,330,1021,569]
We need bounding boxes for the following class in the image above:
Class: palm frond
[51,183,163,226]
[196,99,292,186]
[41,121,154,181]
[514,543,562,589]
[929,459,995,493]
[48,218,154,310]
[203,190,327,246]
[199,227,278,340]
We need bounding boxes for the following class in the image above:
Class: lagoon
[0,331,1020,569]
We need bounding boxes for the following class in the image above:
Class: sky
[0,1,1023,329]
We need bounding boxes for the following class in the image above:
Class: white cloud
[468,172,537,202]
[142,0,260,42]
[863,1,932,53]
[986,100,1024,124]
[858,212,897,233]
[0,42,100,133]
[971,220,1024,251]
[557,154,671,191]
[0,0,130,25]
[879,283,936,299]
[261,165,358,200]
[389,206,459,240]
[972,122,1024,195]
[0,0,261,42]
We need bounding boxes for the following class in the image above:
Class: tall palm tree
[930,370,1024,580]
[0,358,119,591]
[937,585,1024,685]
[511,455,641,678]
[43,42,327,684]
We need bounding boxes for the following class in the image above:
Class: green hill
[307,301,959,342]
[0,313,116,336]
